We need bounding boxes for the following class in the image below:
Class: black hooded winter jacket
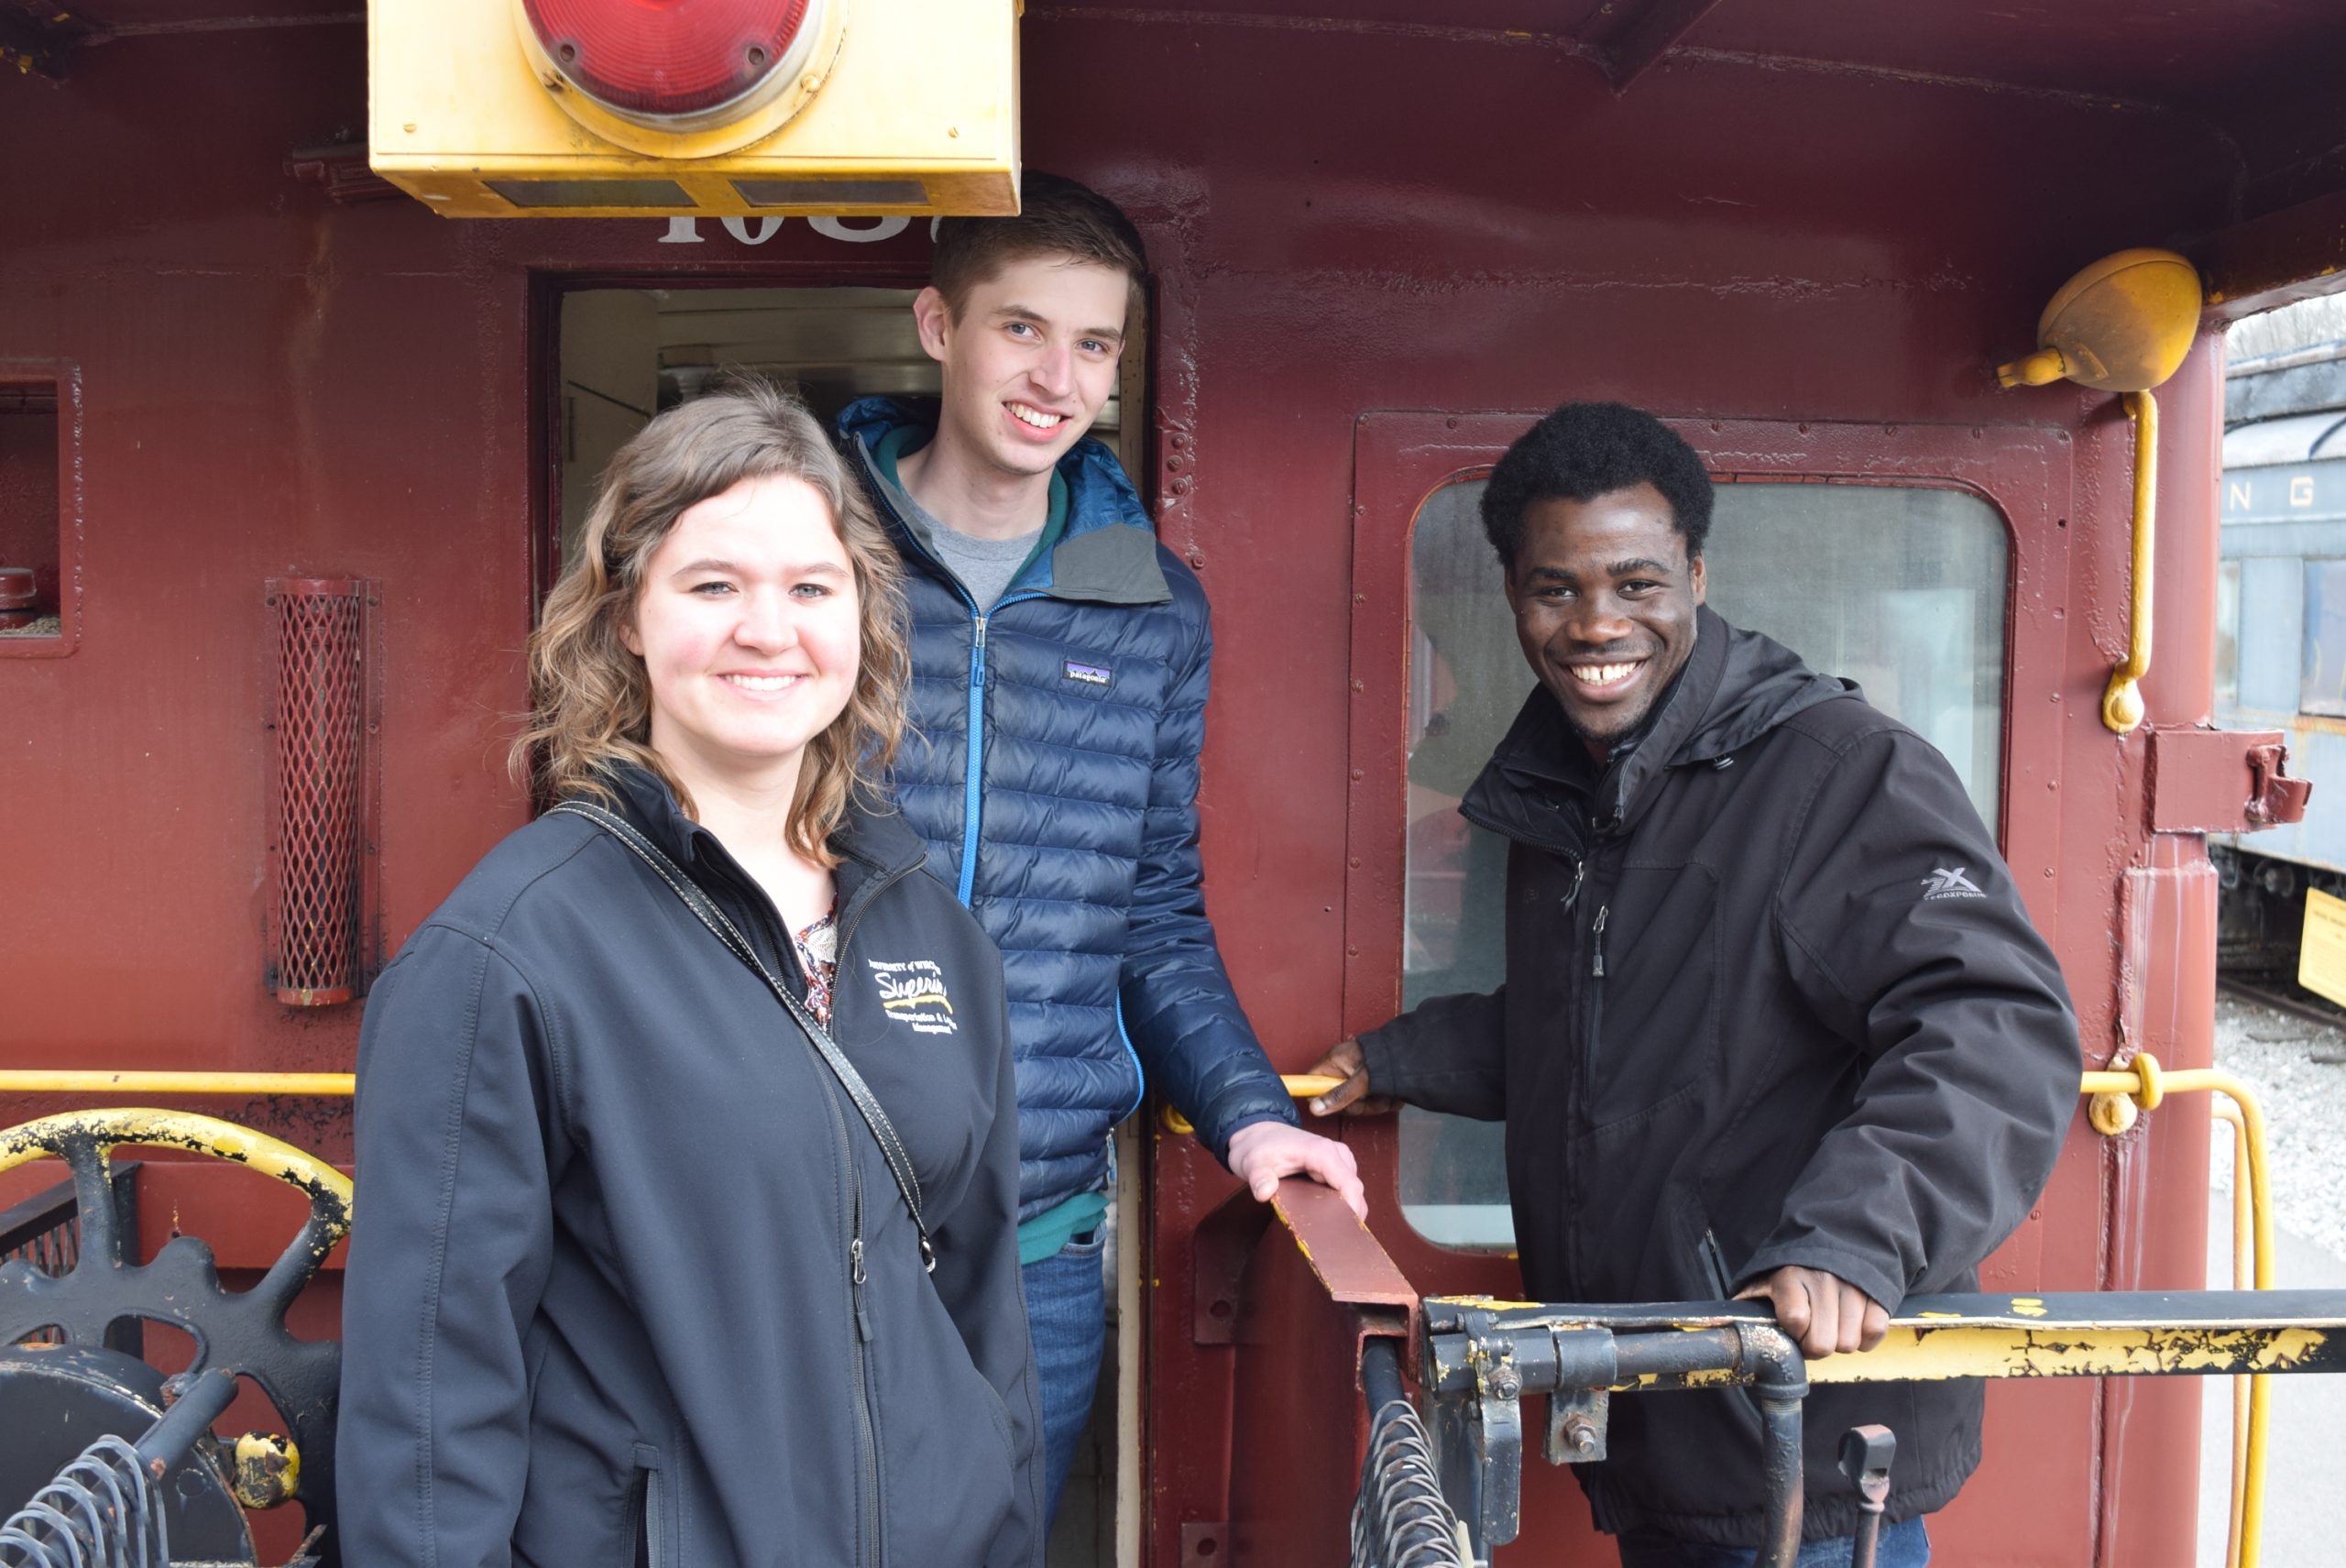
[336,765,1044,1568]
[1359,608,2080,1546]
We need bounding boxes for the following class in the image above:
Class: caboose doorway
[551,283,1148,1568]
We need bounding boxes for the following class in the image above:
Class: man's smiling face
[913,254,1129,483]
[1503,481,1705,762]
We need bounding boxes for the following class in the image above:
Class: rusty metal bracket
[2247,741,2313,828]
[2149,727,2310,833]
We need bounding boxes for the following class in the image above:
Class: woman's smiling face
[625,471,861,795]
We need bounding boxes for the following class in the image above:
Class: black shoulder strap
[548,800,935,1272]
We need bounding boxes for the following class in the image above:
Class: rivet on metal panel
[1179,1521,1227,1564]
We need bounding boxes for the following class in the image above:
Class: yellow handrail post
[2083,1058,2274,1568]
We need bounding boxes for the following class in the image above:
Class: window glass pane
[2300,561,2346,716]
[1397,477,2010,1250]
[2215,560,2241,712]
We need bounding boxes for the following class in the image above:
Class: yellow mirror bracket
[1992,248,2199,734]
[2102,389,2158,734]
[1994,347,2069,389]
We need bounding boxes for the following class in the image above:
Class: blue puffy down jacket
[840,399,1299,1217]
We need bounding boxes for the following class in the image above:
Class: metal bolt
[1562,1414,1600,1457]
[1493,1372,1521,1400]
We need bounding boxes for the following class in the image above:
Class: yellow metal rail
[0,1071,355,1096]
[2084,1056,2270,1568]
[0,1058,2275,1562]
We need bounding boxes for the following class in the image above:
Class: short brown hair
[931,170,1147,320]
[513,379,908,866]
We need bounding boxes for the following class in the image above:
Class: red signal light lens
[522,0,816,122]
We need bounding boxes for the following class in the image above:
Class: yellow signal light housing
[368,0,1019,219]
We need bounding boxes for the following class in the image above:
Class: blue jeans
[1616,1516,1929,1568]
[1021,1224,1109,1524]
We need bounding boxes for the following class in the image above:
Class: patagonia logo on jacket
[1064,660,1113,687]
[869,958,959,1034]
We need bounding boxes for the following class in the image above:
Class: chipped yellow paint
[1613,1322,2339,1393]
[1441,1296,1549,1311]
[2012,1297,2049,1317]
[0,1109,353,1239]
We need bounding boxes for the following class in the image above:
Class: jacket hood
[1463,606,1852,853]
[598,761,929,906]
[837,396,1171,607]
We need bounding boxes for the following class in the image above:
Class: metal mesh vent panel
[268,579,371,1005]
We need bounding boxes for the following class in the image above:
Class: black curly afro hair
[1479,402,1714,574]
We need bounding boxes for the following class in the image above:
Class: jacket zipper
[1579,904,1610,1124]
[956,615,989,904]
[824,1083,883,1567]
[862,455,1046,912]
[834,857,918,1568]
[1563,890,1606,1294]
[641,1463,663,1568]
[950,594,1042,908]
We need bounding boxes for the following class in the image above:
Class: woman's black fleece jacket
[336,765,1044,1568]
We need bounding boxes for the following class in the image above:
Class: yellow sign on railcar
[2298,887,2346,1006]
[368,0,1019,219]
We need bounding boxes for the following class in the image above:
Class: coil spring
[0,1435,169,1568]
[1351,1397,1471,1568]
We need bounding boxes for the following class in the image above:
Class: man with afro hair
[1311,402,2078,1566]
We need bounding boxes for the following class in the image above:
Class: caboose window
[2298,561,2346,716]
[1399,476,2010,1249]
[0,378,61,644]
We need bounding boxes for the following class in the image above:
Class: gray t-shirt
[903,488,1044,611]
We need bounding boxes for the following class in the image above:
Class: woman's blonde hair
[514,378,907,865]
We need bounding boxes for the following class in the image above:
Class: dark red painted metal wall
[0,13,2254,1567]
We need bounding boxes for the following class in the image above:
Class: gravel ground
[2208,990,2346,1262]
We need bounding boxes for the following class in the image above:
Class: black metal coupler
[1421,1300,1807,1566]
[1419,1288,2346,1566]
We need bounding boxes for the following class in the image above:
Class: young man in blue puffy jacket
[838,172,1365,1519]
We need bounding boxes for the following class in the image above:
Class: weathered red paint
[4,6,2345,1567]
[1227,1181,1410,1568]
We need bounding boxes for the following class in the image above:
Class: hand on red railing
[1300,1036,1398,1118]
[1225,1121,1369,1221]
[1735,1266,1889,1359]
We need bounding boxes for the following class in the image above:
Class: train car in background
[2213,298,2346,983]
[8,4,2346,1567]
